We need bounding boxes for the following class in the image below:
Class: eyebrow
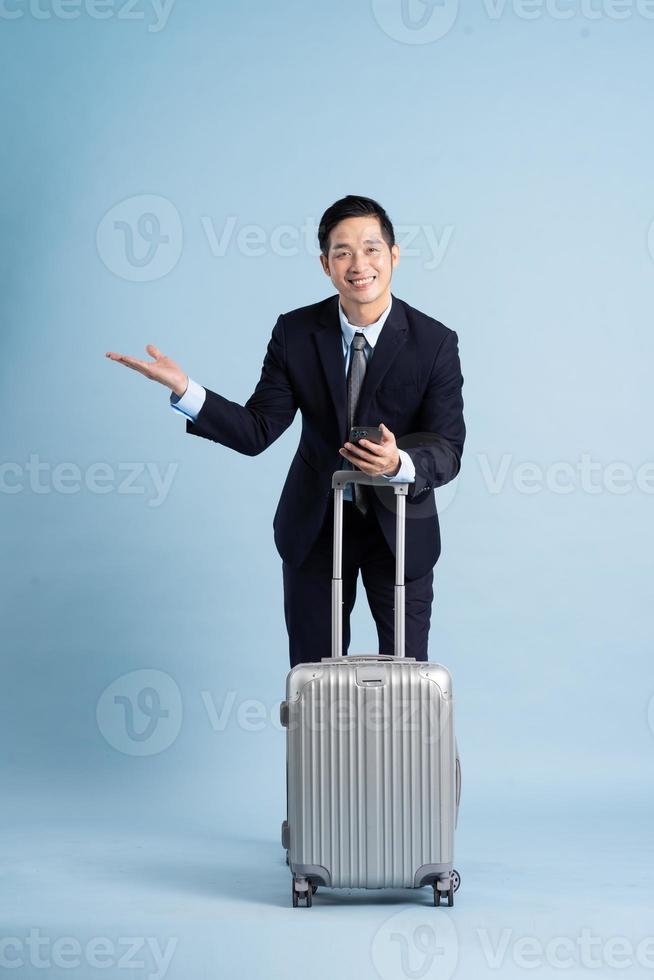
[330,238,383,250]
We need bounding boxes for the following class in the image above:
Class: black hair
[318,195,395,256]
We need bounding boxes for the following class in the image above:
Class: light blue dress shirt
[170,297,416,500]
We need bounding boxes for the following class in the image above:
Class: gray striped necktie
[347,332,369,516]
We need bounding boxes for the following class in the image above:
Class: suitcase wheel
[292,877,314,908]
[433,870,460,907]
[433,882,454,907]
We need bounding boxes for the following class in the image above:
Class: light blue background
[1,1,653,977]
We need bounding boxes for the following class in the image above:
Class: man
[106,195,465,667]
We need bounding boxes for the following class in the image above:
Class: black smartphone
[349,426,383,446]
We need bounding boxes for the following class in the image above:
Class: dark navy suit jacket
[185,293,465,580]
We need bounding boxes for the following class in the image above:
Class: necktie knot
[352,332,367,352]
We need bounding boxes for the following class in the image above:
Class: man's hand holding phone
[339,422,401,477]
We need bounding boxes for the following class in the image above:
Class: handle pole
[331,485,344,658]
[330,471,409,660]
[394,491,406,659]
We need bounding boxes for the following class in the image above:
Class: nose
[348,250,370,275]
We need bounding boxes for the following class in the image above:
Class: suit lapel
[356,297,408,425]
[313,293,408,440]
[313,295,347,440]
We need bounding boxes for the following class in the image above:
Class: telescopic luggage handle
[330,471,409,659]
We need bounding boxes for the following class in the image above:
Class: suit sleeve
[401,329,465,503]
[184,315,298,456]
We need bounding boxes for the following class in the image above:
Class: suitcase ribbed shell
[285,657,456,889]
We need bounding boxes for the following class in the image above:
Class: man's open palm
[105,345,188,396]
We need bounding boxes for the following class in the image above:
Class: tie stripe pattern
[346,333,369,516]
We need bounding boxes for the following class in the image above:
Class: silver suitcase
[281,470,461,908]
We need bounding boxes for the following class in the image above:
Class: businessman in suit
[106,195,465,667]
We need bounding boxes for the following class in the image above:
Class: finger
[106,353,152,375]
[106,352,145,366]
[339,448,367,466]
[351,442,393,468]
[343,442,373,461]
[122,355,150,370]
[340,452,375,474]
[358,438,384,456]
[379,422,395,442]
[145,344,164,360]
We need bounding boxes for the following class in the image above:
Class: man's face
[320,216,399,309]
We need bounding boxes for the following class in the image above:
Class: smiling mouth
[348,275,376,289]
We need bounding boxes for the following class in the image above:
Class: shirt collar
[338,296,393,351]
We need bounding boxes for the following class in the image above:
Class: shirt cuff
[383,449,416,484]
[170,377,206,422]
